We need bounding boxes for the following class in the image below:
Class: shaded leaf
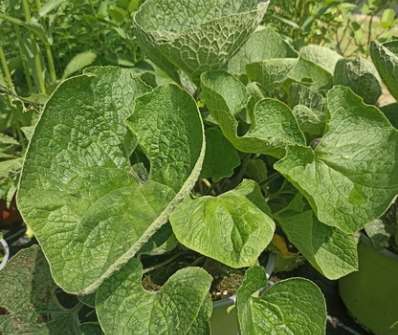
[278,210,358,279]
[200,127,240,182]
[370,40,398,101]
[0,246,80,334]
[334,57,382,105]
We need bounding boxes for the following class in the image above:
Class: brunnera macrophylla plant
[0,0,397,334]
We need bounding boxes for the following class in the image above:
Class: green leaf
[278,210,358,279]
[287,45,342,90]
[381,9,396,29]
[96,258,212,335]
[288,83,327,137]
[0,158,22,179]
[244,158,268,185]
[0,246,80,334]
[299,45,342,75]
[18,67,205,294]
[292,105,324,138]
[370,40,398,101]
[381,103,398,128]
[237,267,327,335]
[80,323,104,335]
[334,57,382,105]
[134,0,269,82]
[364,219,391,250]
[228,26,297,75]
[62,51,97,79]
[246,58,297,96]
[0,133,19,145]
[276,86,398,233]
[200,127,240,182]
[287,58,332,90]
[39,0,66,16]
[139,224,178,256]
[201,71,305,158]
[170,179,275,268]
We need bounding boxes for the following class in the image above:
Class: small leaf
[381,9,396,29]
[134,0,269,82]
[288,83,327,137]
[39,0,66,17]
[170,180,275,268]
[370,40,398,101]
[0,133,19,146]
[299,45,342,75]
[334,57,382,105]
[200,127,240,182]
[201,71,305,158]
[62,51,97,79]
[0,158,22,179]
[246,58,297,96]
[287,45,342,90]
[276,86,398,233]
[96,258,212,335]
[237,267,327,335]
[228,26,297,75]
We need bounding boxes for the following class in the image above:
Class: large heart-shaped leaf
[170,179,275,268]
[0,246,80,334]
[276,86,398,233]
[201,71,305,158]
[237,267,327,335]
[370,40,398,101]
[96,258,212,335]
[278,209,358,280]
[17,67,205,294]
[133,0,269,82]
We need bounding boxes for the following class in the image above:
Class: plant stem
[45,44,57,83]
[0,46,15,94]
[31,40,47,95]
[33,0,56,83]
[35,0,42,12]
[143,253,184,274]
[22,0,32,21]
[22,0,46,94]
[16,28,34,92]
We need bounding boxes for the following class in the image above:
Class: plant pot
[339,237,398,335]
[211,296,239,335]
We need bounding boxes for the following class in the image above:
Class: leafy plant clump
[1,0,398,334]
